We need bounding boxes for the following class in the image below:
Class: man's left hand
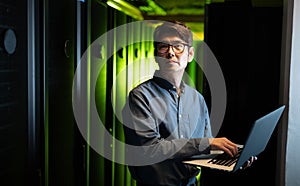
[240,156,258,170]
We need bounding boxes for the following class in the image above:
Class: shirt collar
[152,71,186,93]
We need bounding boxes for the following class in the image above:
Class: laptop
[183,105,285,172]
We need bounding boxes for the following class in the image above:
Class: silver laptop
[184,105,285,172]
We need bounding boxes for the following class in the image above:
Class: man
[122,21,248,186]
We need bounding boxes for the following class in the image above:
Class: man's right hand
[209,137,238,157]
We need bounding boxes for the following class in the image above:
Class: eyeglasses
[156,42,190,54]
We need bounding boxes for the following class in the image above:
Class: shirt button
[179,114,182,118]
[180,135,184,138]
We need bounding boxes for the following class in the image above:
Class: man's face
[155,35,194,73]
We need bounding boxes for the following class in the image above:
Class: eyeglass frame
[155,42,192,55]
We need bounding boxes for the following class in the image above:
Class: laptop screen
[233,105,285,172]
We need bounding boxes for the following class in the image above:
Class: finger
[251,156,255,163]
[224,140,238,155]
[220,145,235,157]
[240,160,250,170]
[248,157,254,166]
[248,159,253,167]
[249,156,258,166]
[227,146,238,157]
[244,160,250,169]
[225,144,238,157]
[245,156,257,169]
[222,147,234,157]
[227,144,238,156]
[249,156,255,163]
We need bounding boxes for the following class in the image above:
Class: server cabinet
[89,1,108,186]
[0,0,29,185]
[201,2,283,186]
[44,0,76,185]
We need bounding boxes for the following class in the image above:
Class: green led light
[107,0,144,20]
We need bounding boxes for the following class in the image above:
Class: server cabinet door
[202,2,282,186]
[0,0,28,185]
[44,0,76,185]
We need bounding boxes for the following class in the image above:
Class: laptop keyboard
[208,147,243,167]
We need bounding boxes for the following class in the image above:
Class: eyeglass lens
[157,43,186,54]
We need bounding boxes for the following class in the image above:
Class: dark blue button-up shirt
[122,71,213,185]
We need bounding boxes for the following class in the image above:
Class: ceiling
[126,0,205,15]
[124,0,207,40]
[119,0,283,40]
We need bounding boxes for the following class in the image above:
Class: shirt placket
[168,87,181,139]
[178,95,184,138]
